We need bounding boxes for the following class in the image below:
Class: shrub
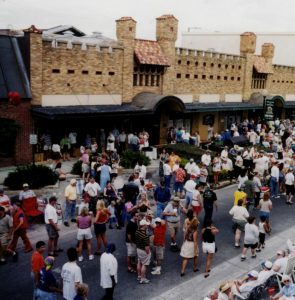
[71,160,82,176]
[120,150,151,169]
[4,164,58,190]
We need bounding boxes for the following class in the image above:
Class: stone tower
[240,32,256,101]
[156,15,178,94]
[23,25,43,105]
[116,17,136,102]
[261,43,275,63]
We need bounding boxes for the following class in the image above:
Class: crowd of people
[0,117,295,299]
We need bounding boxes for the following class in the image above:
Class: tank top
[202,227,215,243]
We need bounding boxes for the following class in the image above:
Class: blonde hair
[80,207,89,217]
[76,283,89,297]
[96,200,108,214]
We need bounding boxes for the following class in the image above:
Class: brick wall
[0,101,32,166]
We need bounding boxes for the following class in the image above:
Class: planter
[34,153,44,162]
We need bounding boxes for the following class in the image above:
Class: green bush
[71,160,82,176]
[158,144,217,164]
[4,164,58,190]
[120,150,151,169]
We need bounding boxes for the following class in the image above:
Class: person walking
[76,207,94,262]
[285,168,295,204]
[64,179,78,227]
[241,216,259,261]
[61,248,83,300]
[202,185,218,226]
[184,174,197,209]
[257,191,272,221]
[94,200,110,255]
[270,161,280,198]
[0,206,12,264]
[180,218,199,276]
[201,219,219,278]
[100,243,118,300]
[243,173,256,215]
[7,201,33,257]
[229,199,249,248]
[154,180,171,218]
[126,211,139,273]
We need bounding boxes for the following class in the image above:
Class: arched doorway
[272,96,284,119]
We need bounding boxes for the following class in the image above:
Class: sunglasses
[283,280,290,283]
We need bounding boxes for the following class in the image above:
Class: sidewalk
[154,226,295,300]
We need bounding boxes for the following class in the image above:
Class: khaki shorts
[154,245,164,260]
[167,221,180,236]
[0,233,10,246]
[126,242,137,257]
[137,248,151,266]
[77,227,92,240]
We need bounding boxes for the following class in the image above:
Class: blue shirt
[282,283,295,297]
[37,267,57,292]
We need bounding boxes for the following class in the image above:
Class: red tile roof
[253,56,273,74]
[134,39,170,66]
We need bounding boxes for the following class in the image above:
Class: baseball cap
[139,219,150,226]
[23,183,29,188]
[262,260,273,270]
[189,158,194,162]
[248,270,258,278]
[154,217,162,223]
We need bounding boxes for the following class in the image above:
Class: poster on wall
[264,98,274,121]
[203,114,215,125]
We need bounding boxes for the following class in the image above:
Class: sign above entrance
[264,98,274,121]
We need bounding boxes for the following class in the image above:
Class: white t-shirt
[273,257,288,274]
[285,173,295,185]
[84,182,101,197]
[163,163,172,176]
[229,206,249,221]
[44,204,58,224]
[68,132,77,144]
[184,180,196,193]
[100,253,118,289]
[201,154,211,166]
[61,262,82,300]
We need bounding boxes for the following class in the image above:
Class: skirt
[180,240,198,258]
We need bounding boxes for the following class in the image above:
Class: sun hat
[219,281,231,293]
[262,260,273,270]
[139,219,150,226]
[248,270,259,278]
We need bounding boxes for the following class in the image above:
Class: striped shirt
[135,229,149,250]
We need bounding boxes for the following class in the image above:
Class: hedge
[120,150,151,169]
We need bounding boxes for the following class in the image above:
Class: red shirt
[95,209,111,224]
[31,251,45,273]
[175,168,186,183]
[13,208,27,229]
[153,224,167,246]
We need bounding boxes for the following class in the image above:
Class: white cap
[262,260,273,269]
[248,270,258,278]
[154,217,162,223]
[70,178,77,185]
[139,219,150,226]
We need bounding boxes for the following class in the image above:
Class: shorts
[232,219,246,232]
[0,233,10,246]
[174,182,184,193]
[154,245,164,260]
[244,242,258,249]
[286,185,295,196]
[77,227,92,240]
[137,248,151,266]
[126,242,137,257]
[202,241,216,254]
[94,223,106,235]
[45,224,59,239]
[192,205,202,216]
[43,145,51,151]
[167,221,180,236]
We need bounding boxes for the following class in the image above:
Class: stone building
[1,15,295,165]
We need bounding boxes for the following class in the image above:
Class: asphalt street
[0,169,295,300]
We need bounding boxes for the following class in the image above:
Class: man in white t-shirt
[100,243,118,300]
[272,250,288,274]
[61,247,83,300]
[84,177,101,215]
[184,174,197,208]
[201,150,211,167]
[68,132,77,156]
[44,196,60,256]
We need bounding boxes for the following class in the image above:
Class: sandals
[128,267,136,273]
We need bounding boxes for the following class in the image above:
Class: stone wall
[269,65,295,95]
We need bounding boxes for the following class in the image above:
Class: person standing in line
[45,196,62,256]
[84,176,101,216]
[241,216,259,261]
[202,219,219,278]
[270,161,280,198]
[100,243,118,300]
[31,240,46,299]
[285,168,295,204]
[64,179,78,227]
[202,185,218,226]
[135,219,151,284]
[61,248,83,300]
[7,201,33,257]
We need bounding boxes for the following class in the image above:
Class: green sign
[264,98,275,121]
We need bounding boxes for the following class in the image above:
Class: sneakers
[64,222,69,227]
[241,256,246,261]
[78,256,84,262]
[151,267,161,275]
[139,278,150,284]
[89,255,94,261]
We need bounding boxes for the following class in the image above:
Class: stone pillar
[116,17,136,102]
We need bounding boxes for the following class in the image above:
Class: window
[282,80,285,83]
[210,75,214,79]
[203,62,206,67]
[82,70,88,74]
[232,65,235,69]
[195,62,198,66]
[96,71,102,75]
[67,70,75,74]
[187,61,190,66]
[224,76,228,80]
[237,77,241,81]
[218,64,221,68]
[251,68,267,89]
[231,76,234,81]
[178,60,181,65]
[202,75,206,79]
[273,80,276,83]
[217,75,221,80]
[52,69,60,73]
[133,64,164,86]
[211,63,214,67]
[177,73,181,78]
[238,65,241,70]
[109,72,115,76]
[225,64,228,69]
[194,74,198,79]
[185,74,190,79]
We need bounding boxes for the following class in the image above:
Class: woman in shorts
[202,219,219,278]
[285,168,295,204]
[241,216,259,261]
[94,200,110,255]
[77,207,93,262]
[212,154,221,186]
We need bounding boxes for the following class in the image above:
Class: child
[74,283,89,300]
[256,215,271,252]
[107,201,117,229]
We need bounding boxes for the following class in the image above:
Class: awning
[134,39,170,66]
[253,56,273,74]
[185,102,263,112]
